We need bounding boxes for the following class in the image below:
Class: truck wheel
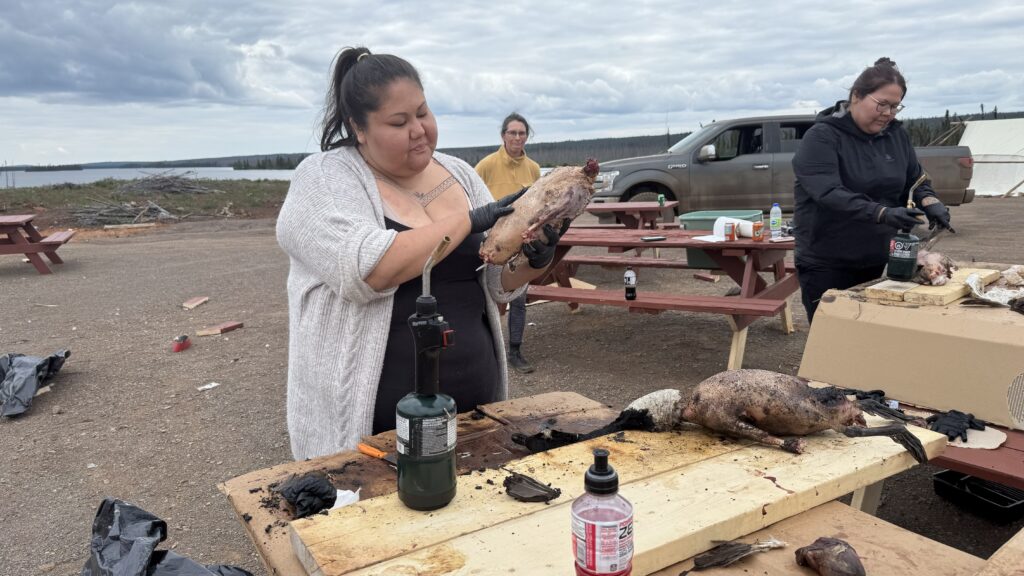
[627,188,678,215]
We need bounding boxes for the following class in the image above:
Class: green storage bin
[679,210,764,269]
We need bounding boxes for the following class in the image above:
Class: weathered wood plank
[903,268,1002,305]
[292,422,945,576]
[651,501,983,576]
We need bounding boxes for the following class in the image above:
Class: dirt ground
[1,198,1023,575]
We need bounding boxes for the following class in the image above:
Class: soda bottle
[769,203,782,239]
[623,267,636,301]
[571,449,634,576]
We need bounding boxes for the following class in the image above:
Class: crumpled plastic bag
[0,348,70,417]
[965,273,1024,308]
[81,498,253,576]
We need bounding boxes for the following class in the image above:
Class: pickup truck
[591,114,975,211]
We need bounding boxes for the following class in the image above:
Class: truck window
[708,126,763,161]
[779,122,812,153]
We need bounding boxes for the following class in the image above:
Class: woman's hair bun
[874,57,897,68]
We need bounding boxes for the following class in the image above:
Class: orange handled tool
[357,442,398,468]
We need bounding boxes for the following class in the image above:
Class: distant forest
[5,107,1021,173]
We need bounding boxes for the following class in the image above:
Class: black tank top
[372,218,500,434]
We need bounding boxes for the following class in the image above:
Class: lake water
[0,167,293,189]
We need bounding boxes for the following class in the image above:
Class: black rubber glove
[469,187,527,234]
[921,201,954,232]
[880,207,926,231]
[925,410,986,442]
[522,223,564,269]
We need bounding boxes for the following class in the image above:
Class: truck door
[770,121,814,211]
[688,122,773,210]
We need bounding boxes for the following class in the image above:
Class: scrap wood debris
[182,296,209,310]
[72,199,178,226]
[196,321,243,336]
[117,170,222,195]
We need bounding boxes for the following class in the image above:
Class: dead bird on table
[628,369,927,463]
[914,249,957,286]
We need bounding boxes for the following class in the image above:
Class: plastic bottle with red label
[571,448,634,576]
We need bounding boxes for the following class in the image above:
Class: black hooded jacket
[792,101,936,268]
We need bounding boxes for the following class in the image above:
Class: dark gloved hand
[469,187,527,234]
[880,207,926,231]
[522,222,566,269]
[921,201,954,232]
[926,409,986,442]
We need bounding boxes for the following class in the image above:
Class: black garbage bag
[0,348,70,417]
[81,498,253,576]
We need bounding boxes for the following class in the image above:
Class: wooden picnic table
[531,227,798,369]
[220,391,955,575]
[585,200,679,229]
[0,214,75,274]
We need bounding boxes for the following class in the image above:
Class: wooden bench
[529,285,788,369]
[561,253,796,272]
[41,230,76,245]
[527,285,785,316]
[562,254,695,270]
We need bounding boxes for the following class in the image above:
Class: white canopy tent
[959,118,1024,197]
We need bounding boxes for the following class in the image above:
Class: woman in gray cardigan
[277,47,561,460]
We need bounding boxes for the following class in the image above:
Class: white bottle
[769,203,782,239]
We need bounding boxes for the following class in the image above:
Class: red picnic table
[530,227,797,369]
[584,200,679,229]
[0,214,75,274]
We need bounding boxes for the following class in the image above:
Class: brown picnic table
[530,227,797,369]
[0,214,75,274]
[585,200,679,229]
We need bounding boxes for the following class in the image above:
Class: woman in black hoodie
[792,57,954,322]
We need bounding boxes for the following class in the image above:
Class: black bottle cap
[416,295,437,315]
[584,448,618,495]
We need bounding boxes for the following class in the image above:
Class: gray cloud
[2,0,1023,164]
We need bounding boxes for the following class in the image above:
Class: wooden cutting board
[864,267,1001,305]
[290,420,946,575]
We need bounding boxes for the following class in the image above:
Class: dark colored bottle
[395,293,457,511]
[624,267,637,301]
[571,449,634,576]
[887,231,920,281]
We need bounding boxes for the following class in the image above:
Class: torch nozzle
[422,236,451,298]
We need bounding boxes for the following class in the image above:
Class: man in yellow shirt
[475,113,542,373]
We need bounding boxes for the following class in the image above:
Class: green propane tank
[396,238,457,511]
[887,231,920,281]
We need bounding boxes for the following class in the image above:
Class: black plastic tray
[933,470,1024,523]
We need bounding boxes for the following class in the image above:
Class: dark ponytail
[849,57,907,101]
[319,47,423,151]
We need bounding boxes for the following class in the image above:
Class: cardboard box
[799,289,1024,431]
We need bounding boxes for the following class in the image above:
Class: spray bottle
[571,449,634,576]
[395,237,457,511]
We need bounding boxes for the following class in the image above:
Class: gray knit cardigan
[277,147,522,460]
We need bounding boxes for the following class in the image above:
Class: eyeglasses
[867,94,905,114]
[504,130,528,138]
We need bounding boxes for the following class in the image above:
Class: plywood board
[219,392,616,576]
[650,501,983,575]
[291,424,946,576]
[865,279,919,301]
[902,267,1001,305]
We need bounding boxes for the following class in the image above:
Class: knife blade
[357,442,398,469]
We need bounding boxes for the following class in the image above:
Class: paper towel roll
[713,217,755,238]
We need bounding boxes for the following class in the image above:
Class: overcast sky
[2,0,1023,165]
